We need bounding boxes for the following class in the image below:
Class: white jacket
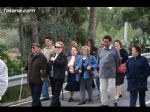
[0,59,8,101]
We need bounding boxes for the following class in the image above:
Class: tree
[30,7,39,43]
[88,7,97,39]
[19,11,25,57]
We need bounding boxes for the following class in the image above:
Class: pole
[19,69,24,103]
[124,22,128,42]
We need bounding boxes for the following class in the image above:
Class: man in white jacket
[0,59,8,101]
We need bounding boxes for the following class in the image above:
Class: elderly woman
[65,46,80,102]
[48,41,67,107]
[75,45,98,105]
[126,45,150,107]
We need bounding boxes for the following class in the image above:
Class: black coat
[48,52,67,80]
[26,52,47,84]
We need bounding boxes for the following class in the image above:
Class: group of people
[23,35,150,107]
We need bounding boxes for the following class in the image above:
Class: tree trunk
[30,8,39,43]
[88,7,97,39]
[19,12,25,57]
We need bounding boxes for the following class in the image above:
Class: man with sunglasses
[25,43,47,107]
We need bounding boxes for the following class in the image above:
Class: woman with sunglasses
[48,41,67,107]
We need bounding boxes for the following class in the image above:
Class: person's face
[55,43,63,54]
[45,39,52,47]
[82,48,88,56]
[114,42,121,49]
[132,47,139,57]
[72,42,77,47]
[87,41,91,47]
[103,39,111,48]
[31,46,40,54]
[71,47,77,56]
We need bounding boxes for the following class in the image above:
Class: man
[0,59,8,102]
[41,37,55,101]
[98,35,120,107]
[25,43,47,107]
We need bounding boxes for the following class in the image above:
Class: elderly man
[25,43,47,107]
[98,35,120,107]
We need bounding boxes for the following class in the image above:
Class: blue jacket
[126,55,150,91]
[75,55,98,79]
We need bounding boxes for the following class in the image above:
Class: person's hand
[87,66,91,70]
[50,57,55,61]
[41,77,44,81]
[78,70,82,75]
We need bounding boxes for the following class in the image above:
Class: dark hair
[114,39,122,47]
[103,35,112,42]
[45,36,52,41]
[133,45,142,54]
[87,38,95,48]
[72,46,78,51]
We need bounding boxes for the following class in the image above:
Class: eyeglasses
[31,46,35,49]
[55,46,62,49]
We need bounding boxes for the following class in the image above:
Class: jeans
[29,83,43,107]
[100,78,116,105]
[95,75,100,95]
[41,75,49,99]
[130,91,146,107]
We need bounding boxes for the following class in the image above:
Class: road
[7,76,150,107]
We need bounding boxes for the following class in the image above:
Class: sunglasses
[55,46,62,49]
[31,46,36,49]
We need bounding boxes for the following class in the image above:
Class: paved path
[3,77,150,107]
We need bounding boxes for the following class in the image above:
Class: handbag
[117,63,126,74]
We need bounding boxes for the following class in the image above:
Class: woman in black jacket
[48,41,67,107]
[114,40,128,100]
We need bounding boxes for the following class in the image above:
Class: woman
[126,45,150,107]
[114,40,128,100]
[65,46,80,102]
[75,45,98,105]
[48,41,67,107]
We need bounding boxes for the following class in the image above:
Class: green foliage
[38,16,77,47]
[0,28,19,49]
[2,84,31,103]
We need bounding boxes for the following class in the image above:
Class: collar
[104,44,112,50]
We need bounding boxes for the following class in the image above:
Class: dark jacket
[90,46,98,58]
[126,55,150,91]
[48,52,67,80]
[120,48,128,64]
[26,52,47,84]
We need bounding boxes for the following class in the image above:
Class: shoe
[40,97,50,101]
[114,102,118,107]
[68,98,74,102]
[78,101,86,105]
[99,104,109,107]
[115,96,119,101]
[88,99,92,103]
[119,94,122,98]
